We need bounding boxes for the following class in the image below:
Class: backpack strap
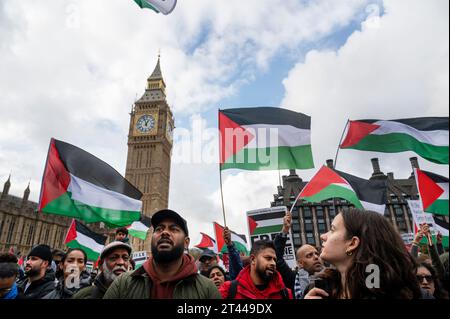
[227,280,239,299]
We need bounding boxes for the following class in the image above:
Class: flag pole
[218,109,227,227]
[333,119,350,170]
[278,170,282,187]
[219,168,227,227]
[331,120,350,216]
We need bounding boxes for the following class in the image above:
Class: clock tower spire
[125,55,174,252]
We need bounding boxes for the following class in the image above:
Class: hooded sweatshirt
[219,265,293,299]
[142,254,198,299]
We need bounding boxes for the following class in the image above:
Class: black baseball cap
[151,209,189,236]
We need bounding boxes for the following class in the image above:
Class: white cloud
[282,0,449,180]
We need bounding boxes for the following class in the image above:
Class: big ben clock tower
[125,56,174,252]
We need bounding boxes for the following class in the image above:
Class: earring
[346,250,353,256]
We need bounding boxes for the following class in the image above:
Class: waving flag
[65,220,107,261]
[414,168,449,216]
[295,166,387,214]
[195,233,218,253]
[340,117,449,164]
[133,0,177,15]
[214,222,249,255]
[127,215,152,240]
[38,138,142,228]
[219,107,314,170]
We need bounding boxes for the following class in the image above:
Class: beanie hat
[28,244,52,264]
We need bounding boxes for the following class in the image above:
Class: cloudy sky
[0,0,448,247]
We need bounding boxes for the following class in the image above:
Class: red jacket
[219,265,292,299]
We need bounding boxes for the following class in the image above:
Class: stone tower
[125,56,174,252]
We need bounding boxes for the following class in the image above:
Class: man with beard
[274,211,323,299]
[219,240,292,299]
[73,242,132,299]
[17,244,56,299]
[103,209,221,299]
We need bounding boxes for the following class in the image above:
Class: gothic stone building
[271,157,449,251]
[0,177,71,255]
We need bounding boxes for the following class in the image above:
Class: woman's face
[320,214,353,266]
[209,268,225,288]
[417,266,435,296]
[62,250,86,277]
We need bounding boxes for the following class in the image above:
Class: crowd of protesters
[1,207,448,300]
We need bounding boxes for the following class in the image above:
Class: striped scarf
[294,268,311,299]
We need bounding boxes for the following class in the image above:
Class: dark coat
[103,264,221,299]
[72,272,110,299]
[42,271,91,299]
[16,270,56,299]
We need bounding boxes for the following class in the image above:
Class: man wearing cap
[17,244,56,299]
[198,249,219,277]
[73,241,132,299]
[104,209,221,299]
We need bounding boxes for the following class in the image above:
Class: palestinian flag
[127,215,151,240]
[214,222,249,255]
[219,107,314,170]
[38,138,142,228]
[195,233,218,253]
[248,216,258,236]
[414,168,449,216]
[335,169,387,214]
[296,166,387,214]
[133,0,177,15]
[65,220,107,261]
[340,117,449,164]
[248,210,284,236]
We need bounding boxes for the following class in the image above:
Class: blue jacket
[227,244,243,280]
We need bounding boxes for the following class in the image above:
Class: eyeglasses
[417,275,433,283]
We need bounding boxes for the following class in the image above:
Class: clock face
[136,115,155,133]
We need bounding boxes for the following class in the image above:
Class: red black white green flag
[127,215,151,240]
[340,117,449,164]
[219,107,314,170]
[295,166,387,214]
[195,233,218,253]
[65,219,107,261]
[213,222,249,255]
[414,168,448,216]
[38,138,142,227]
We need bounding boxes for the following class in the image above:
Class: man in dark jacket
[104,209,221,299]
[73,241,132,299]
[220,240,292,299]
[274,211,323,299]
[17,244,56,299]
